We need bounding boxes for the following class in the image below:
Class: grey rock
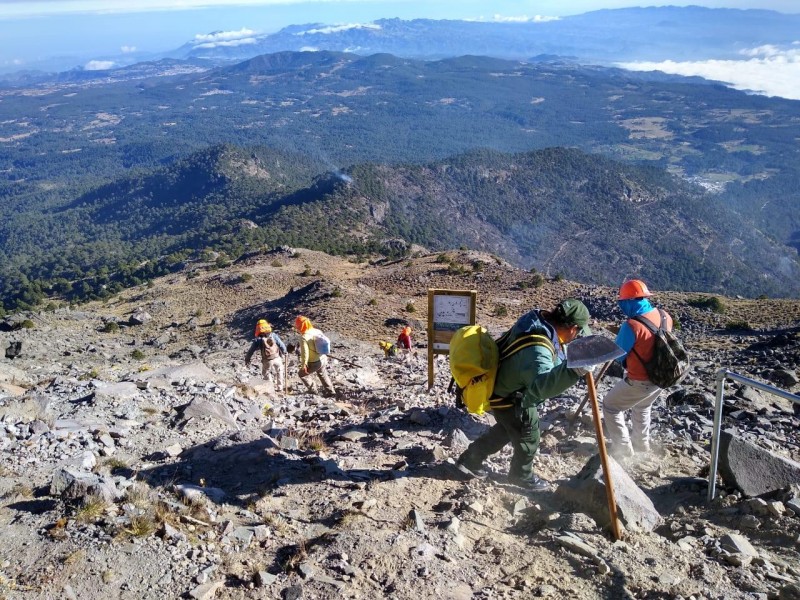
[410,509,426,532]
[719,429,800,496]
[181,398,237,428]
[129,311,152,326]
[409,409,431,425]
[446,428,470,450]
[50,467,119,503]
[786,498,800,516]
[256,571,277,587]
[5,341,22,359]
[779,583,800,600]
[93,382,140,402]
[188,581,224,600]
[555,453,662,533]
[175,484,225,504]
[720,533,759,557]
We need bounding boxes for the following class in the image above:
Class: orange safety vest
[626,309,673,381]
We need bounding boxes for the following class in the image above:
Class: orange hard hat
[618,279,652,300]
[294,315,312,333]
[402,326,412,335]
[255,319,271,336]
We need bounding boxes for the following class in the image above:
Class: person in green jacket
[456,299,594,491]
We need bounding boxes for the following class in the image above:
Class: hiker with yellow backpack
[453,299,594,491]
[245,319,287,391]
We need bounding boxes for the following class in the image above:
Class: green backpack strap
[498,332,556,362]
[489,332,556,407]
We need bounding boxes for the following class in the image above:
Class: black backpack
[630,309,690,388]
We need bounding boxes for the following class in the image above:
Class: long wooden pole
[284,353,288,394]
[586,372,622,541]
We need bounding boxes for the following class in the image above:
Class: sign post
[427,289,477,390]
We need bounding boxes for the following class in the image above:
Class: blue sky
[1,0,798,95]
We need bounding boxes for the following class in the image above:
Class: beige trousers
[602,377,662,453]
[261,356,285,391]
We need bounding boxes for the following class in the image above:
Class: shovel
[567,335,625,540]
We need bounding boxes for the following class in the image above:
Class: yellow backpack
[449,325,556,415]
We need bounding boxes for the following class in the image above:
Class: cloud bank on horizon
[618,43,800,101]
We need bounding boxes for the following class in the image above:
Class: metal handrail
[707,368,800,503]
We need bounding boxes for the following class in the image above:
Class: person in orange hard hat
[396,325,415,363]
[294,315,336,397]
[245,320,287,391]
[602,279,674,458]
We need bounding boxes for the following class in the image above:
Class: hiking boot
[455,460,489,480]
[509,473,551,492]
[610,442,635,460]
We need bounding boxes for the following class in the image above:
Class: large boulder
[50,467,120,503]
[718,429,800,497]
[556,453,662,533]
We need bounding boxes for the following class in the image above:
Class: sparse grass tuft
[725,320,751,331]
[263,513,290,536]
[75,496,108,523]
[104,457,128,472]
[368,298,378,306]
[405,302,416,313]
[62,549,86,566]
[126,514,157,537]
[493,304,508,317]
[282,540,308,572]
[131,349,145,360]
[101,321,120,333]
[304,433,326,452]
[271,260,283,268]
[124,483,153,510]
[10,483,34,499]
[688,296,726,314]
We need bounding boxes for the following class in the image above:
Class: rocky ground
[1,247,799,600]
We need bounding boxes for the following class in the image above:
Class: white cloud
[299,46,319,52]
[194,28,256,42]
[85,60,115,70]
[492,14,560,23]
[295,23,381,36]
[120,45,137,53]
[618,44,800,101]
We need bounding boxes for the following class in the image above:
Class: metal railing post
[707,368,800,503]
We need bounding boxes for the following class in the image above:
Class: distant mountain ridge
[168,8,800,65]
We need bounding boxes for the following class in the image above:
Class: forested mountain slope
[2,144,797,313]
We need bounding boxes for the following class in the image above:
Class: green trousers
[457,403,540,479]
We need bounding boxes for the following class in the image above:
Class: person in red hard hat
[602,279,674,458]
[294,315,336,397]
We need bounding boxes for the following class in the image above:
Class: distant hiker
[294,315,336,397]
[455,299,594,491]
[379,340,398,358]
[396,325,415,362]
[245,319,287,391]
[602,279,675,458]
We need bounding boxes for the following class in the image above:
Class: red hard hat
[619,279,652,300]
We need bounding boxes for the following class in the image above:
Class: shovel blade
[567,335,625,369]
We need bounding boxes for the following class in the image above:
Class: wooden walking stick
[586,371,622,541]
[284,353,288,394]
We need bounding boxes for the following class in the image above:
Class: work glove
[571,364,597,377]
